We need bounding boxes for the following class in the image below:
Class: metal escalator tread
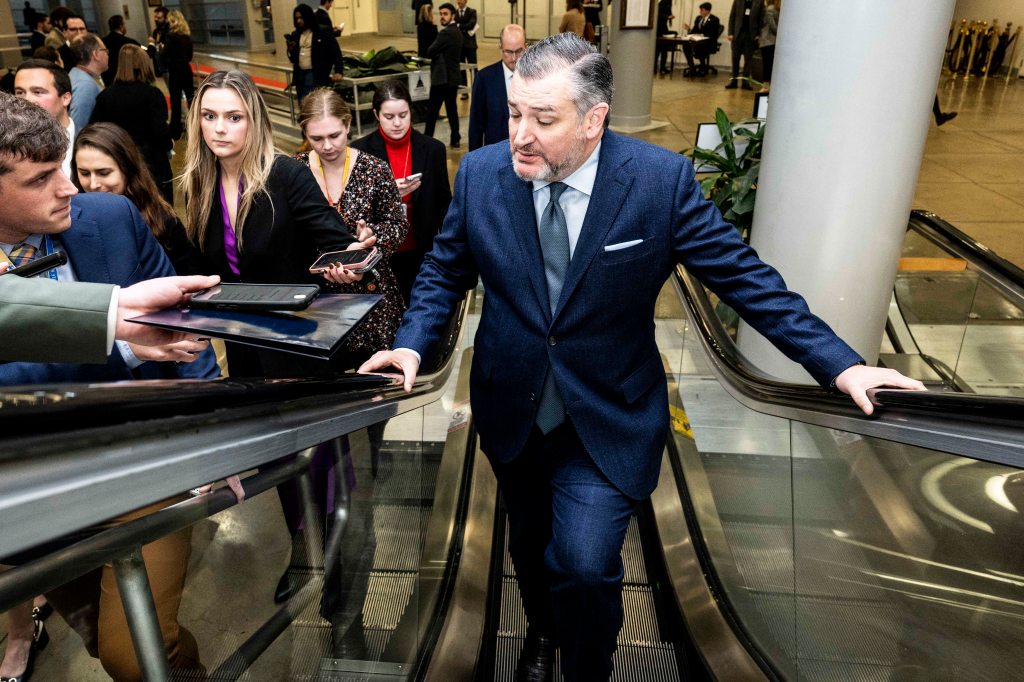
[492,518,681,681]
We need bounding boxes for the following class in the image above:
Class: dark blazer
[287,25,344,85]
[30,30,46,51]
[163,32,194,87]
[314,7,341,35]
[728,0,763,38]
[350,128,452,258]
[91,81,173,193]
[417,21,438,58]
[393,131,863,500]
[0,193,219,385]
[194,155,357,285]
[455,6,477,50]
[690,13,721,56]
[468,61,509,150]
[59,43,77,71]
[428,23,462,86]
[100,31,140,87]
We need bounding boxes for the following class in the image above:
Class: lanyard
[319,148,352,213]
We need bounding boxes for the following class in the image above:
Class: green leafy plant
[341,47,421,78]
[684,107,764,242]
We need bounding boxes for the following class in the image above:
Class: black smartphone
[309,247,382,274]
[187,283,321,311]
[1,251,68,278]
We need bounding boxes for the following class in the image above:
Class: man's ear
[585,102,609,140]
[61,91,72,111]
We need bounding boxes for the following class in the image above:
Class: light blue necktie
[536,182,569,434]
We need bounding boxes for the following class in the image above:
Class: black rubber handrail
[0,296,469,433]
[909,209,1024,295]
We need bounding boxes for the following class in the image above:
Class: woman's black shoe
[30,603,52,623]
[1,620,49,682]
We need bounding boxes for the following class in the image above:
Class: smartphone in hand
[405,172,423,182]
[309,247,382,274]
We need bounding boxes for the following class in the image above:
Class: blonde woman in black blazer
[179,69,364,377]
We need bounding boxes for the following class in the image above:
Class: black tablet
[187,283,321,311]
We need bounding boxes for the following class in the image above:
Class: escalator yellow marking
[670,404,693,439]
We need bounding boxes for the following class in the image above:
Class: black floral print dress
[296,150,408,352]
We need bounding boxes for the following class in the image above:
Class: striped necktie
[9,242,38,267]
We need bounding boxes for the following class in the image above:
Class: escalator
[2,208,1023,681]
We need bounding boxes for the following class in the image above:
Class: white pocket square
[603,239,643,252]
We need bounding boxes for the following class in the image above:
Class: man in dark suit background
[315,0,344,36]
[101,14,140,87]
[29,14,50,52]
[726,0,762,88]
[683,2,721,76]
[454,0,477,97]
[59,14,87,71]
[360,33,923,681]
[468,23,525,150]
[423,3,463,147]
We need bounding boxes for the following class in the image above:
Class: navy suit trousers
[494,420,638,681]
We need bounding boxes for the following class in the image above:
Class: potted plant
[684,107,764,242]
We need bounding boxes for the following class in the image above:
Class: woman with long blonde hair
[179,70,362,377]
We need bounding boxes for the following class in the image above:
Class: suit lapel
[61,205,111,284]
[554,132,633,318]
[498,161,550,318]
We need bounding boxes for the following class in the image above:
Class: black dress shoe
[935,111,958,126]
[725,80,738,89]
[273,570,292,604]
[516,629,555,682]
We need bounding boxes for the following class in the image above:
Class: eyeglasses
[501,48,526,58]
[66,26,87,33]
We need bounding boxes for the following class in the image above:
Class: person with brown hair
[416,3,437,57]
[296,87,407,356]
[91,44,174,201]
[72,123,198,275]
[559,0,586,37]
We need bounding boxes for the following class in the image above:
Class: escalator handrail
[673,265,1024,468]
[909,209,1024,299]
[0,297,471,557]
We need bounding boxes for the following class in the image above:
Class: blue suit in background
[0,192,219,386]
[394,130,862,678]
[467,61,510,151]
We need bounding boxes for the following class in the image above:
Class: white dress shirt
[62,118,76,179]
[531,140,602,259]
[502,62,514,98]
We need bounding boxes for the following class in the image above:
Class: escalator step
[372,505,430,572]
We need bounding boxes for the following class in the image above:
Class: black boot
[516,628,555,682]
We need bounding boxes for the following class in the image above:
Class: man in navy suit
[468,23,525,151]
[361,34,923,681]
[0,92,217,386]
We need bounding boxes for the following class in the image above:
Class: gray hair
[0,92,68,177]
[71,33,104,64]
[515,32,613,128]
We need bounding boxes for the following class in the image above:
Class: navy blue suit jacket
[0,193,219,386]
[468,61,509,151]
[395,132,862,499]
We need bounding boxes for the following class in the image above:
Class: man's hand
[833,365,927,416]
[116,275,221,346]
[358,349,421,392]
[128,338,210,363]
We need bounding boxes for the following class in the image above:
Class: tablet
[187,283,321,311]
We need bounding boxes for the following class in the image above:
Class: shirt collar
[532,139,602,198]
[1,233,44,253]
[502,62,514,80]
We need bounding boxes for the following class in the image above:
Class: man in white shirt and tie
[683,2,721,77]
[468,24,525,150]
